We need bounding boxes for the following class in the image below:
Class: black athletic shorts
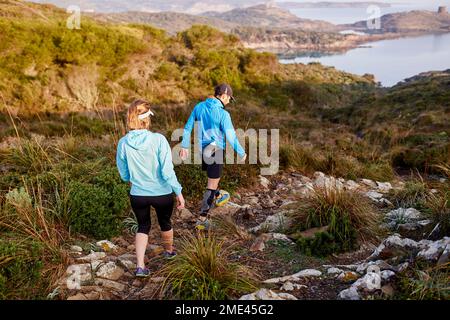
[129,193,174,234]
[201,148,224,179]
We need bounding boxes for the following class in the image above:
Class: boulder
[95,262,124,281]
[417,237,450,261]
[376,182,393,193]
[263,269,321,284]
[249,212,292,233]
[70,245,83,253]
[368,235,420,261]
[77,251,106,263]
[361,179,377,188]
[177,208,194,220]
[239,288,297,300]
[338,287,360,300]
[94,279,126,292]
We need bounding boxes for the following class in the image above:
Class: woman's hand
[176,193,185,210]
[179,148,189,161]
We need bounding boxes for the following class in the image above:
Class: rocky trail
[57,171,449,300]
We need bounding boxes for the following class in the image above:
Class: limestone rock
[239,288,297,300]
[95,262,124,281]
[77,251,106,263]
[338,287,360,300]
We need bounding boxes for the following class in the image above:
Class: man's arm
[181,106,196,149]
[222,112,246,158]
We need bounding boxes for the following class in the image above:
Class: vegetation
[287,185,382,257]
[159,232,257,300]
[395,262,450,300]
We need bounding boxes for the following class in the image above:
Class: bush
[288,185,381,257]
[67,167,129,239]
[395,262,450,300]
[159,232,257,300]
[0,239,45,299]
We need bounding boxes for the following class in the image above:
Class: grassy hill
[201,4,338,31]
[347,9,450,33]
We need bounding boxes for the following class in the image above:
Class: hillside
[346,8,450,33]
[201,4,338,32]
[278,1,391,9]
[91,11,237,34]
[32,0,268,13]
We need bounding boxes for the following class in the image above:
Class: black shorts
[129,194,174,234]
[201,148,224,179]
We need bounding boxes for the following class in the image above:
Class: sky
[275,0,450,5]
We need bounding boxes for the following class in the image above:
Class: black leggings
[130,194,174,234]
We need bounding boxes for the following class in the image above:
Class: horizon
[30,0,450,13]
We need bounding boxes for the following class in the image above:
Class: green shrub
[288,185,381,257]
[159,232,257,300]
[0,239,45,299]
[67,167,129,239]
[395,262,450,300]
[388,177,429,209]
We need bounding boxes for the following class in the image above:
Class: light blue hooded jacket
[116,130,182,196]
[181,98,245,157]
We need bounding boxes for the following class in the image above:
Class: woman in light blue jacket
[116,100,185,278]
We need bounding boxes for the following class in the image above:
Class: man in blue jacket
[180,83,246,230]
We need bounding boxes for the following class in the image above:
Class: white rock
[263,269,321,284]
[280,282,307,291]
[270,233,294,243]
[117,258,136,270]
[352,273,381,292]
[95,262,124,281]
[96,240,118,252]
[376,181,393,193]
[280,282,294,291]
[249,212,291,233]
[239,288,296,300]
[65,264,93,283]
[345,180,361,191]
[327,267,344,275]
[70,245,83,253]
[417,237,450,261]
[313,171,325,179]
[291,269,322,278]
[94,279,125,292]
[277,293,298,300]
[77,251,106,262]
[386,208,421,220]
[381,270,396,281]
[338,287,360,300]
[361,179,377,188]
[366,191,383,200]
[368,235,419,260]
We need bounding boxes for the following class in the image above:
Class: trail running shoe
[195,218,211,231]
[215,190,230,207]
[135,267,150,278]
[162,251,177,259]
